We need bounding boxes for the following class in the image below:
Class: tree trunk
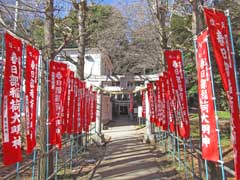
[154,0,168,70]
[39,0,55,179]
[191,0,204,35]
[77,0,86,80]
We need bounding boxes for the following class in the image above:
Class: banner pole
[0,31,5,112]
[168,131,171,158]
[76,133,79,156]
[171,133,175,161]
[177,135,181,169]
[55,149,58,180]
[46,60,50,178]
[70,134,74,170]
[183,139,188,180]
[189,136,195,178]
[226,10,240,106]
[32,51,42,180]
[16,43,26,180]
[205,160,209,180]
[207,37,225,180]
[16,162,20,180]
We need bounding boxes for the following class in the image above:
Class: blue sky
[101,0,115,4]
[99,0,133,5]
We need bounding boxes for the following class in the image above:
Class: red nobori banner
[83,88,89,132]
[163,72,172,131]
[25,44,39,154]
[204,8,240,177]
[73,79,82,134]
[2,33,22,166]
[92,92,97,122]
[161,75,168,131]
[155,80,162,127]
[141,91,146,118]
[147,83,156,123]
[165,73,175,133]
[63,71,74,134]
[49,61,69,149]
[87,87,93,132]
[66,71,75,134]
[165,50,190,138]
[129,93,134,113]
[81,82,86,132]
[196,29,219,162]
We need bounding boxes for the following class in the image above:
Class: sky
[98,0,134,5]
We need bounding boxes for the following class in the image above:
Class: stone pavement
[92,115,181,180]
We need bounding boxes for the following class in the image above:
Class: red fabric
[73,79,81,134]
[165,50,190,138]
[92,92,97,122]
[129,94,134,113]
[155,81,161,127]
[155,80,162,127]
[141,91,146,118]
[84,87,89,132]
[2,33,22,166]
[163,72,172,131]
[63,71,74,134]
[161,75,168,131]
[204,8,240,177]
[165,73,175,133]
[87,87,92,132]
[147,83,156,123]
[196,29,219,162]
[94,92,97,122]
[25,44,39,154]
[80,82,86,133]
[48,61,69,149]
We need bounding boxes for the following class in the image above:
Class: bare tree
[72,0,87,80]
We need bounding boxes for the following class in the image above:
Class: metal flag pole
[17,42,26,180]
[0,31,5,111]
[183,139,188,180]
[32,51,42,180]
[226,10,240,106]
[205,160,209,180]
[167,131,171,158]
[189,136,195,178]
[55,149,59,180]
[46,60,50,178]
[175,92,184,169]
[180,51,192,179]
[206,35,225,179]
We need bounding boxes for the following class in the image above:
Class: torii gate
[86,73,161,143]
